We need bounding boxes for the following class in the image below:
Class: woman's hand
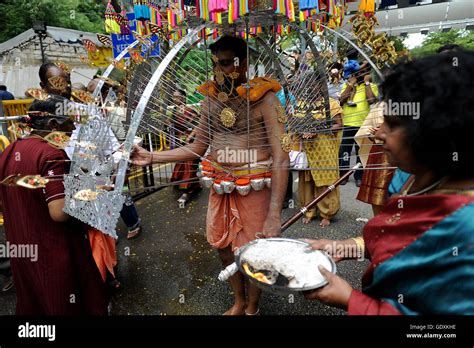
[130,145,153,166]
[303,133,316,139]
[302,239,344,262]
[303,265,353,309]
[369,126,380,135]
[368,126,381,142]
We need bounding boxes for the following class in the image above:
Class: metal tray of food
[235,238,337,295]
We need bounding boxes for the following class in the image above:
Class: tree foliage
[0,0,106,42]
[388,36,407,52]
[411,29,474,57]
[179,49,212,103]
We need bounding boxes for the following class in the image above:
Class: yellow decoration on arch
[358,0,375,14]
[87,47,113,68]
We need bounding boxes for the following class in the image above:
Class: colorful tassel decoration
[105,0,121,34]
[288,0,295,21]
[209,0,228,13]
[228,0,234,23]
[167,8,172,31]
[134,0,151,21]
[119,5,131,34]
[358,0,375,14]
[148,0,160,24]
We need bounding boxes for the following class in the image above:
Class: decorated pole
[280,163,363,233]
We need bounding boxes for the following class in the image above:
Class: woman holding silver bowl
[303,51,474,315]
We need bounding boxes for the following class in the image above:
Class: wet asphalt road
[0,174,372,316]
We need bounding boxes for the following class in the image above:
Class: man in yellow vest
[338,62,379,186]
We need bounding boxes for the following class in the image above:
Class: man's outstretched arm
[132,105,210,166]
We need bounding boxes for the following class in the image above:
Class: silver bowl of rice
[235,238,337,295]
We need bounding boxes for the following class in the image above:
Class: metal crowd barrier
[128,132,174,201]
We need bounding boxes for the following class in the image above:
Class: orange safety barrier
[0,135,10,152]
[2,99,34,116]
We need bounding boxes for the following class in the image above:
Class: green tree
[456,31,474,49]
[388,36,407,52]
[179,49,212,103]
[0,0,106,43]
[411,29,474,57]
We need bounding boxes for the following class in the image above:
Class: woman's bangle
[148,152,154,166]
[351,236,365,258]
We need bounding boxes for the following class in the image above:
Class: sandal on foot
[127,225,142,239]
[2,277,13,292]
[177,193,190,206]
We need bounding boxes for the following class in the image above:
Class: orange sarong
[88,228,117,282]
[206,188,271,252]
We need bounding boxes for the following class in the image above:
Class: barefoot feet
[223,303,246,315]
[319,218,331,228]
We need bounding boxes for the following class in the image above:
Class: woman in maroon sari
[0,97,109,315]
[169,89,201,205]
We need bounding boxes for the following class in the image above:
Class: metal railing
[127,132,174,200]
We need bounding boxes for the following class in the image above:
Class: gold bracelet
[351,236,365,258]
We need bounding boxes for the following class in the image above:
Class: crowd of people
[0,34,473,315]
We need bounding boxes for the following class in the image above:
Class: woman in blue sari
[303,50,474,314]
